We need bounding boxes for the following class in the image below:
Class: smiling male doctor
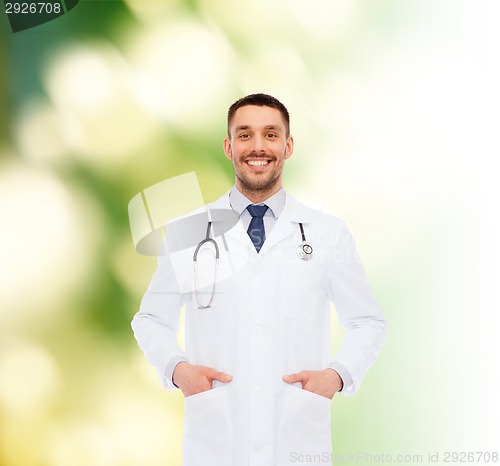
[131,93,387,466]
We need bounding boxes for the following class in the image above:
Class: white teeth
[247,160,269,166]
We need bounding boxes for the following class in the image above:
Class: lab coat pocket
[275,386,332,466]
[183,386,232,466]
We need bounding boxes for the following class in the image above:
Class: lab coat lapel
[207,192,312,255]
[208,191,255,252]
[225,221,256,252]
[259,195,311,255]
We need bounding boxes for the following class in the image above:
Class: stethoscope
[297,222,313,261]
[193,222,219,309]
[193,222,313,309]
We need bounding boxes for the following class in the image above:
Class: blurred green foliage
[1,0,499,464]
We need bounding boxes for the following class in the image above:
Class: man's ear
[284,135,294,160]
[223,138,232,161]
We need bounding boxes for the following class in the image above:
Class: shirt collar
[229,186,286,219]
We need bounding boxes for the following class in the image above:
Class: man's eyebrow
[264,125,283,132]
[235,125,250,132]
[233,124,284,133]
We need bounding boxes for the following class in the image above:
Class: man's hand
[282,369,343,399]
[173,362,233,397]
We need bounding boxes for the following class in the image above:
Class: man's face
[224,105,294,197]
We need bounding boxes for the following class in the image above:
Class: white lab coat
[131,191,387,466]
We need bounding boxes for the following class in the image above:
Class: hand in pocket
[282,368,343,399]
[173,362,233,397]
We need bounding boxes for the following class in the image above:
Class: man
[132,93,387,466]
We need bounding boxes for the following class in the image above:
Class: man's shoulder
[206,190,231,210]
[166,190,231,224]
[285,194,346,230]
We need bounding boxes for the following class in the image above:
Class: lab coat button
[253,386,261,393]
[254,326,261,333]
[254,447,262,454]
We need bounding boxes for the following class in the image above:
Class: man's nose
[250,135,266,153]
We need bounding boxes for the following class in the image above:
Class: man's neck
[235,183,282,204]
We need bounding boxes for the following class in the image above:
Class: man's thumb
[210,370,233,383]
[282,372,301,383]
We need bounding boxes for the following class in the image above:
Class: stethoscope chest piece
[297,243,313,261]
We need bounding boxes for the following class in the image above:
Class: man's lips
[244,158,273,169]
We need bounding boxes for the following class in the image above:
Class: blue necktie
[247,204,268,253]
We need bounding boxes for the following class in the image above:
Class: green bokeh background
[1,1,499,465]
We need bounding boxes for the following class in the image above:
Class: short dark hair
[227,93,290,136]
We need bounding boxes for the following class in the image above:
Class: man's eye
[239,134,249,139]
[266,133,277,138]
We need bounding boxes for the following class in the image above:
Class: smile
[246,160,270,166]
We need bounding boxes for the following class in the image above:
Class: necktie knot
[247,204,268,219]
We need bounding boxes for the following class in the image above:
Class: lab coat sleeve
[131,252,189,390]
[326,221,387,396]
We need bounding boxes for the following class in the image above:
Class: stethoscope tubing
[193,222,313,308]
[193,222,219,309]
